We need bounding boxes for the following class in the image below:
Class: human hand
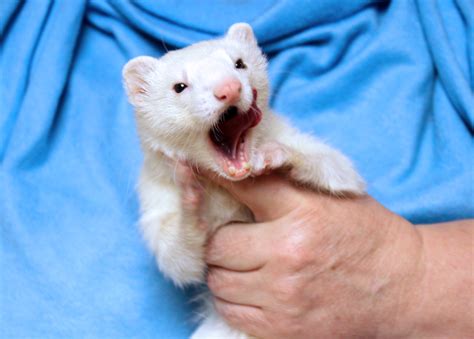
[204,173,425,338]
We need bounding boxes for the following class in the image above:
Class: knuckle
[284,303,305,318]
[272,278,300,304]
[280,236,313,271]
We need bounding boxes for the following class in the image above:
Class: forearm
[407,219,474,338]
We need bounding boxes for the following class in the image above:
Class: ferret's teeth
[228,166,236,176]
[243,162,251,170]
[239,148,245,161]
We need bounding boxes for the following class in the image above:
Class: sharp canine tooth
[228,166,236,176]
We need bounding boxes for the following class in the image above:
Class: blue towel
[1,0,472,337]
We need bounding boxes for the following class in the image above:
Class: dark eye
[235,58,247,69]
[173,83,187,93]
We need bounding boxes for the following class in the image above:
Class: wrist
[403,221,474,338]
[370,214,425,338]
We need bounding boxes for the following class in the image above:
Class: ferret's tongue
[210,95,262,160]
[219,109,258,158]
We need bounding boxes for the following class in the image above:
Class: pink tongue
[219,100,262,159]
[212,90,263,159]
[219,112,255,158]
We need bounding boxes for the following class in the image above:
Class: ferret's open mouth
[209,89,262,179]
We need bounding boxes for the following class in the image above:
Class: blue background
[1,0,473,337]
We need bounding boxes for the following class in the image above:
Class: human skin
[201,173,474,338]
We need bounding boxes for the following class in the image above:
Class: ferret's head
[123,23,269,180]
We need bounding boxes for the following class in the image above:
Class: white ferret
[123,23,365,339]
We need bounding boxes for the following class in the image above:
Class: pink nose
[213,78,242,104]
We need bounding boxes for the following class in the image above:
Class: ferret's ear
[122,56,159,106]
[226,23,257,45]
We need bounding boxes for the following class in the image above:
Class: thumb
[198,169,304,222]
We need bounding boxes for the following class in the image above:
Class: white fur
[123,23,365,338]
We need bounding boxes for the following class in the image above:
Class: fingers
[207,267,264,307]
[199,169,304,222]
[206,222,269,271]
[213,297,267,338]
[172,161,207,231]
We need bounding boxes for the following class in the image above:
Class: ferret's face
[123,23,269,180]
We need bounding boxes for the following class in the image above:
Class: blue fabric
[1,0,473,337]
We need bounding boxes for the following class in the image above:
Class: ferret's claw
[251,141,290,176]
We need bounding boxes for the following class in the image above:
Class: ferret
[123,23,365,339]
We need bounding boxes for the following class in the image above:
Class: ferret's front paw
[252,141,290,176]
[290,151,366,196]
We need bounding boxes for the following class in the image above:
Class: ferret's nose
[213,78,242,104]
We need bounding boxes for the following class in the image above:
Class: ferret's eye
[173,83,187,93]
[235,59,247,69]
